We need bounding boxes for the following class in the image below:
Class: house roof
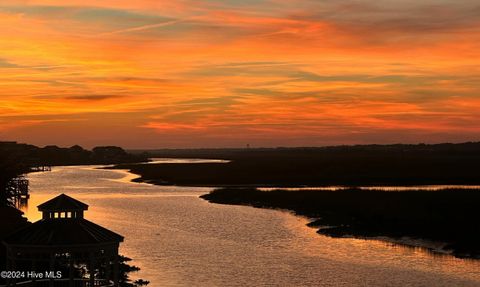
[0,205,24,217]
[0,206,29,240]
[38,194,89,211]
[3,218,123,246]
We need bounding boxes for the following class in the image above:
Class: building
[2,194,124,287]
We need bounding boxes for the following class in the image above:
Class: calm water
[24,163,480,287]
[260,186,480,191]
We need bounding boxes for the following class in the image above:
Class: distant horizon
[3,138,480,151]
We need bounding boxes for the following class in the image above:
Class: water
[24,163,480,286]
[146,158,230,164]
[259,186,480,191]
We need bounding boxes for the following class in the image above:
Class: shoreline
[107,161,480,187]
[206,200,466,259]
[200,187,480,260]
[118,169,480,188]
[310,223,457,258]
[105,161,480,260]
[132,177,480,190]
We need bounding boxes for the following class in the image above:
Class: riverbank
[107,159,480,187]
[112,143,480,186]
[200,188,480,259]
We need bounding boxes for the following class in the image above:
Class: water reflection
[147,158,230,164]
[24,164,480,287]
[260,185,480,191]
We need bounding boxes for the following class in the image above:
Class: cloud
[0,5,174,35]
[1,1,480,147]
[63,94,126,101]
[283,1,480,43]
[0,58,19,68]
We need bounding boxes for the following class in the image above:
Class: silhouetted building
[3,194,124,287]
[0,206,28,240]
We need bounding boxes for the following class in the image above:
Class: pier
[31,165,52,172]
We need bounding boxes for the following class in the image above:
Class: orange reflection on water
[22,164,480,286]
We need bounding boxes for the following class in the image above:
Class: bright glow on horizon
[1,1,480,148]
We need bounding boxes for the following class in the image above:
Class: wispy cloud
[63,94,126,101]
[97,18,187,36]
[1,0,480,147]
[0,58,19,68]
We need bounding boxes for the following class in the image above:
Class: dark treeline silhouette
[201,188,480,259]
[1,141,148,167]
[121,142,480,186]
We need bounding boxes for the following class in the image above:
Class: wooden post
[105,254,111,285]
[113,252,119,287]
[89,253,95,287]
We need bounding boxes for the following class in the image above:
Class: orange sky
[1,0,480,148]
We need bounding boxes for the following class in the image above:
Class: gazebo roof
[38,193,89,211]
[4,194,123,247]
[3,218,123,246]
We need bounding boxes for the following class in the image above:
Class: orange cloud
[1,1,480,147]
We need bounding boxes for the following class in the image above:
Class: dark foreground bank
[201,188,480,259]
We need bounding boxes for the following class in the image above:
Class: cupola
[37,193,89,219]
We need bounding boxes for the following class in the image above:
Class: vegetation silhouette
[120,142,480,186]
[1,141,147,167]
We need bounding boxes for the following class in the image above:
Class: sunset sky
[1,0,480,148]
